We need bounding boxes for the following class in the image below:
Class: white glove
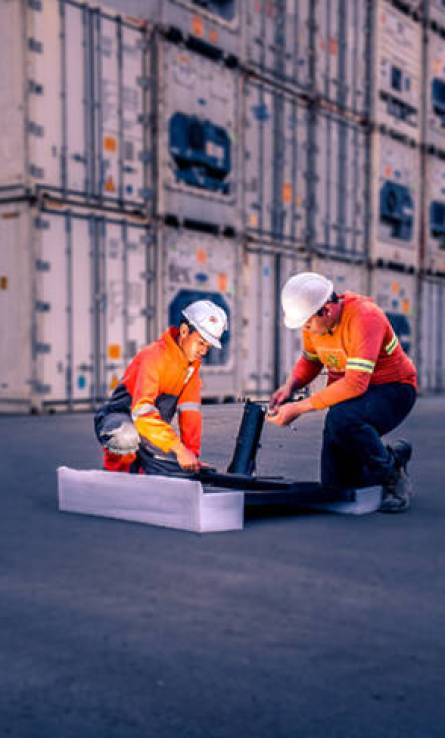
[103,422,140,455]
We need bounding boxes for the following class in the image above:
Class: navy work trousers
[320,383,416,489]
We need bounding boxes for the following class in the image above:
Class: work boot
[379,440,413,513]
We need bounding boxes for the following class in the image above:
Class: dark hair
[179,317,197,334]
[315,292,339,317]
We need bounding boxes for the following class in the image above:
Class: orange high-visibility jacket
[291,292,417,409]
[105,328,202,465]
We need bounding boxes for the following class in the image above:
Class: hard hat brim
[283,313,306,330]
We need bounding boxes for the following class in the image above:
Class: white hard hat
[281,272,334,329]
[181,300,228,349]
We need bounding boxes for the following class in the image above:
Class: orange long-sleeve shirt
[291,292,417,410]
[103,328,202,470]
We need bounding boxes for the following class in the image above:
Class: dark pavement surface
[0,398,444,738]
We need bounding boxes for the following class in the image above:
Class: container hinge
[35,259,50,271]
[141,232,155,246]
[144,269,156,282]
[142,306,156,319]
[137,113,152,126]
[28,37,43,54]
[34,216,50,230]
[29,164,44,178]
[139,150,153,163]
[28,79,44,95]
[34,342,51,354]
[138,187,153,200]
[28,0,42,10]
[136,76,151,90]
[72,153,87,163]
[33,382,51,394]
[35,300,51,312]
[27,121,44,137]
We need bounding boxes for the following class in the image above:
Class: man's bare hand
[267,397,315,427]
[269,381,293,413]
[175,443,200,471]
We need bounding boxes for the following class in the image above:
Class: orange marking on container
[401,299,410,314]
[433,59,442,76]
[208,29,219,45]
[249,212,259,227]
[282,182,293,205]
[391,281,400,295]
[104,136,117,152]
[217,273,228,293]
[191,15,204,37]
[196,248,208,264]
[108,343,121,359]
[110,374,120,390]
[329,37,338,55]
[384,164,393,178]
[105,176,116,192]
[0,276,8,290]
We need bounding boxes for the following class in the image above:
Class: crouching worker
[268,272,417,513]
[94,300,228,476]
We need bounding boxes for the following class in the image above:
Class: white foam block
[57,467,244,533]
[306,486,382,515]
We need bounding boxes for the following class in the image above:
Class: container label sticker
[191,15,204,37]
[108,344,122,359]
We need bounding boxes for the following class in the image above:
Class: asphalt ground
[0,397,444,738]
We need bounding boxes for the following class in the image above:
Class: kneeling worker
[94,300,228,476]
[268,272,417,512]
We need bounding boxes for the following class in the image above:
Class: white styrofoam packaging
[240,246,309,398]
[0,200,155,413]
[242,79,308,246]
[0,0,151,208]
[244,0,312,91]
[425,27,445,152]
[310,110,368,259]
[424,152,445,274]
[370,268,417,360]
[156,225,239,399]
[106,0,241,57]
[418,276,445,392]
[314,0,369,116]
[370,131,421,269]
[156,40,240,227]
[373,1,422,142]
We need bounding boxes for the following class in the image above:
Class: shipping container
[156,39,239,227]
[426,0,445,26]
[311,256,369,294]
[314,0,369,116]
[244,0,312,91]
[157,225,239,399]
[309,109,368,259]
[418,276,445,391]
[0,200,155,413]
[370,131,421,268]
[425,27,445,152]
[373,1,422,142]
[243,78,308,245]
[0,0,152,209]
[240,246,309,397]
[424,152,445,274]
[105,0,241,57]
[370,267,417,359]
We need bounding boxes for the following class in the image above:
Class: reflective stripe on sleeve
[303,350,320,362]
[385,335,399,355]
[346,357,375,374]
[131,403,158,420]
[177,402,201,413]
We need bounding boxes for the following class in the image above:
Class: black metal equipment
[227,400,265,475]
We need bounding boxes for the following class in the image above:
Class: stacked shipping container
[1,0,445,412]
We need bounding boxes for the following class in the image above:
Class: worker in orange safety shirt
[94,300,228,476]
[268,272,417,513]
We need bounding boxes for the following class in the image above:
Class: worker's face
[179,325,212,362]
[304,304,336,335]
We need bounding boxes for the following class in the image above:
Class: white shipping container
[157,225,239,398]
[156,40,239,226]
[244,0,312,91]
[373,2,422,142]
[0,200,155,412]
[311,110,368,259]
[241,247,309,397]
[0,0,151,208]
[311,257,369,295]
[314,0,369,115]
[370,268,417,360]
[370,131,421,268]
[426,0,445,26]
[424,152,445,274]
[243,79,308,244]
[425,27,445,151]
[106,0,241,56]
[419,276,445,392]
